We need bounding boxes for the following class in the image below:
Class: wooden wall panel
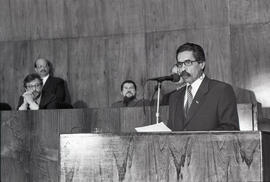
[1,0,270,110]
[0,0,229,41]
[3,0,28,41]
[0,0,12,41]
[104,33,147,105]
[230,23,270,107]
[59,109,91,134]
[30,111,59,182]
[51,0,146,38]
[145,0,228,32]
[67,37,108,107]
[87,108,121,133]
[229,0,270,25]
[67,33,147,107]
[0,41,33,108]
[0,0,66,41]
[1,111,31,182]
[0,0,146,41]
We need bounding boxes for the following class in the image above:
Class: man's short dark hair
[176,42,206,63]
[120,80,137,91]
[23,73,43,88]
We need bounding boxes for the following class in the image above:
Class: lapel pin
[195,100,199,104]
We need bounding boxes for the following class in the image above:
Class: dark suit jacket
[168,76,239,131]
[17,91,58,110]
[43,76,66,103]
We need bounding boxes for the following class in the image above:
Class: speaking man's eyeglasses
[176,60,199,68]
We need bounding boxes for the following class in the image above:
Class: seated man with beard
[112,80,150,107]
[17,73,58,110]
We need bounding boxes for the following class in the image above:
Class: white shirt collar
[184,73,205,103]
[188,73,205,97]
[42,74,50,85]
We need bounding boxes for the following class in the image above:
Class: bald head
[34,58,50,78]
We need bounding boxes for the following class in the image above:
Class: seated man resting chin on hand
[17,73,57,110]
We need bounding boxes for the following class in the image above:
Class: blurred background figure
[112,80,150,107]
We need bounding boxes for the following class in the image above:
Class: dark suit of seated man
[17,73,58,110]
[168,42,239,131]
[112,80,150,107]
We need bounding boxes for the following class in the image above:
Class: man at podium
[168,42,239,131]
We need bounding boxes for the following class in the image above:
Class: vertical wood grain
[1,0,270,109]
[1,111,31,182]
[230,23,270,106]
[30,110,59,182]
[60,132,264,181]
[229,0,270,25]
[145,0,228,32]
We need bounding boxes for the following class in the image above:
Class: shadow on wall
[233,86,257,104]
[73,101,89,108]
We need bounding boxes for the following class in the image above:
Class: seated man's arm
[18,96,28,110]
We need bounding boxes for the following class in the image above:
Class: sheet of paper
[135,122,172,132]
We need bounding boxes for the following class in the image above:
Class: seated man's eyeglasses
[26,83,42,90]
[176,59,198,68]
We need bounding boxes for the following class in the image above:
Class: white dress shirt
[184,73,205,106]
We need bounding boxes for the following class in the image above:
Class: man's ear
[200,62,205,70]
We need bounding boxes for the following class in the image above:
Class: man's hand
[22,91,39,110]
[22,91,35,104]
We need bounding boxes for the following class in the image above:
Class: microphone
[148,73,180,82]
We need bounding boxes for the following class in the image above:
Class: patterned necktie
[185,85,193,117]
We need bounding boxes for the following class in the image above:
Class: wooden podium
[60,132,270,182]
[0,104,268,181]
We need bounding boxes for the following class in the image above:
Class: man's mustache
[125,91,133,95]
[180,71,191,77]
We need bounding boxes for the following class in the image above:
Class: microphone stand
[155,81,162,124]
